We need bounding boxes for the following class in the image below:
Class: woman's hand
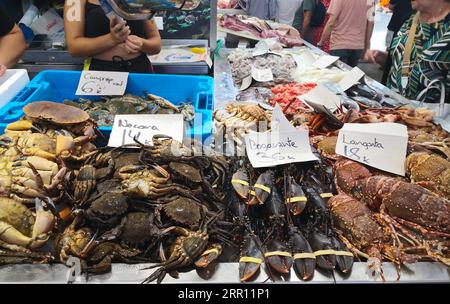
[110,17,130,44]
[124,35,144,54]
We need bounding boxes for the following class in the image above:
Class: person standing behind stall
[293,0,319,43]
[317,0,375,67]
[312,0,331,53]
[386,0,413,48]
[365,0,450,109]
[0,8,27,76]
[381,0,413,85]
[276,0,303,26]
[64,0,161,73]
[243,0,278,21]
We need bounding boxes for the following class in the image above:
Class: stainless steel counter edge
[0,262,448,283]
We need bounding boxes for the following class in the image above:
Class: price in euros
[343,145,370,164]
[256,151,296,163]
[81,81,105,94]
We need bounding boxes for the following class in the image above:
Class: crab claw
[31,198,55,240]
[56,135,75,157]
[195,244,223,268]
[0,222,36,248]
[5,120,33,133]
[79,230,99,258]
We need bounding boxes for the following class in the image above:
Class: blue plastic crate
[0,70,214,141]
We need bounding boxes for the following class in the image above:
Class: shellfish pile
[0,94,449,283]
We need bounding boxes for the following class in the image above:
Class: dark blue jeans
[330,49,364,67]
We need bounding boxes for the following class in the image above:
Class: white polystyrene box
[0,69,30,109]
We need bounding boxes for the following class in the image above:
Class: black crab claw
[195,244,223,268]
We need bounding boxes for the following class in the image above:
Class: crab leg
[0,222,47,249]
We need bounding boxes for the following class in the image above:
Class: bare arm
[318,14,337,46]
[301,11,312,39]
[141,20,162,54]
[124,20,162,55]
[0,24,26,68]
[365,20,375,51]
[64,0,129,58]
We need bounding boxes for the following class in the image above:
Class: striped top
[387,13,450,103]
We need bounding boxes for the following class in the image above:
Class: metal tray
[0,262,448,283]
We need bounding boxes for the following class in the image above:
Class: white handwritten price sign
[338,67,366,92]
[107,114,184,147]
[293,49,316,68]
[245,104,317,168]
[313,55,339,69]
[245,130,318,168]
[76,71,128,96]
[335,123,408,176]
[300,84,342,112]
[251,66,274,83]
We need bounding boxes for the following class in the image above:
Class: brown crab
[6,101,100,161]
[116,212,160,249]
[0,198,55,254]
[214,103,271,152]
[0,155,66,204]
[84,192,129,229]
[142,225,210,284]
[406,152,450,199]
[148,135,196,161]
[313,136,339,160]
[0,133,57,161]
[154,195,205,229]
[119,164,197,200]
[84,241,143,274]
[146,135,228,191]
[55,216,96,262]
[169,162,202,186]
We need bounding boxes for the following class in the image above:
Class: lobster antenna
[330,269,336,284]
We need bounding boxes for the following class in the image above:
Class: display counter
[16,39,211,78]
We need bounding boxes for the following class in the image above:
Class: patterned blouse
[387,13,450,103]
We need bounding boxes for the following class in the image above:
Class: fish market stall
[0,62,448,283]
[0,2,449,286]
